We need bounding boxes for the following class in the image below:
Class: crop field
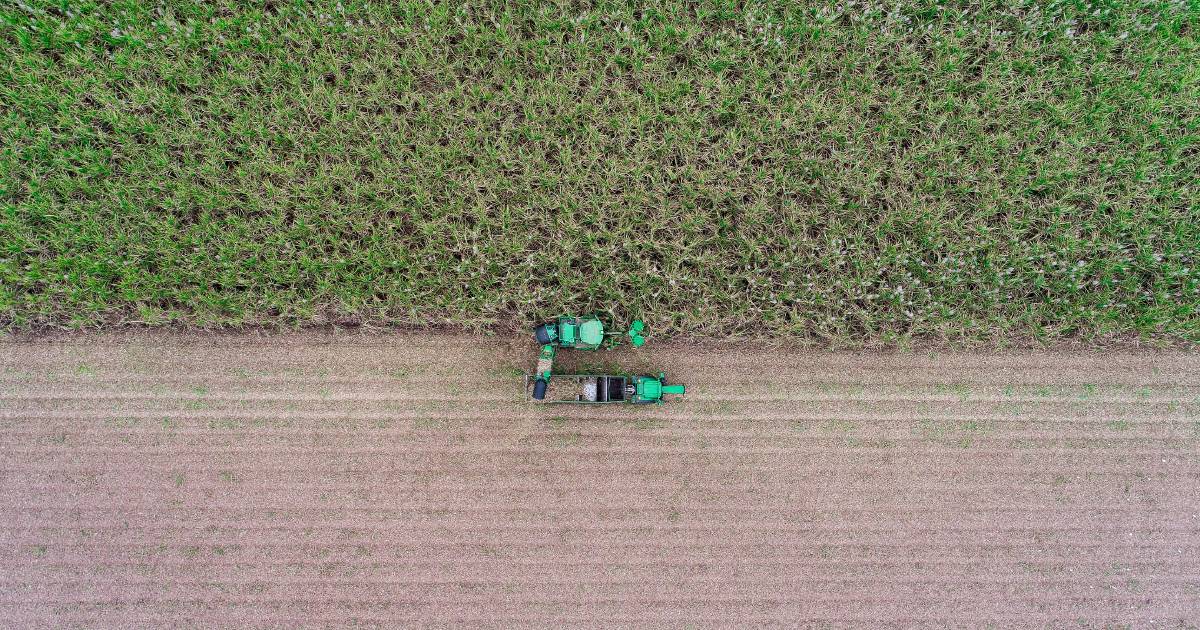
[1,333,1198,626]
[3,1,1199,340]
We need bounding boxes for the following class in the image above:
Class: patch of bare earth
[1,333,1198,627]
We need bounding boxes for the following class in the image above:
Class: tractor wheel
[534,324,553,345]
[532,378,548,400]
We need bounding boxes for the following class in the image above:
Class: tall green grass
[2,1,1197,341]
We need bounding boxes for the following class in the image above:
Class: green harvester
[534,315,645,350]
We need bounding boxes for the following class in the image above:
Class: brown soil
[1,333,1198,627]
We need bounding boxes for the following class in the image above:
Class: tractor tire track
[1,333,1198,627]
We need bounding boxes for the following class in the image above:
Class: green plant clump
[2,1,1197,341]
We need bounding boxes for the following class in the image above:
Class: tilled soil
[1,333,1198,628]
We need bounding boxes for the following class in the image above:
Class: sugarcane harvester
[529,315,682,403]
[534,315,645,350]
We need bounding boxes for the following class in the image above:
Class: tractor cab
[632,374,685,403]
[557,317,605,350]
[636,376,662,402]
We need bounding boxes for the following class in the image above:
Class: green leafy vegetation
[2,1,1197,341]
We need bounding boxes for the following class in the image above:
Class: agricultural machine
[534,315,645,350]
[528,314,683,403]
[526,372,685,404]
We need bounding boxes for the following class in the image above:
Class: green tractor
[528,372,685,404]
[534,315,645,350]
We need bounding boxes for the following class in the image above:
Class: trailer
[526,372,685,404]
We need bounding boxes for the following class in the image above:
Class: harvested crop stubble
[1,332,1199,626]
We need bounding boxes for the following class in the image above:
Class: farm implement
[534,315,645,350]
[526,373,685,404]
[527,314,684,403]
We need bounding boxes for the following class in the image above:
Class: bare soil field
[1,333,1198,628]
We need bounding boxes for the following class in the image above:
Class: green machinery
[526,372,686,404]
[529,314,683,403]
[534,315,645,350]
[531,343,556,400]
